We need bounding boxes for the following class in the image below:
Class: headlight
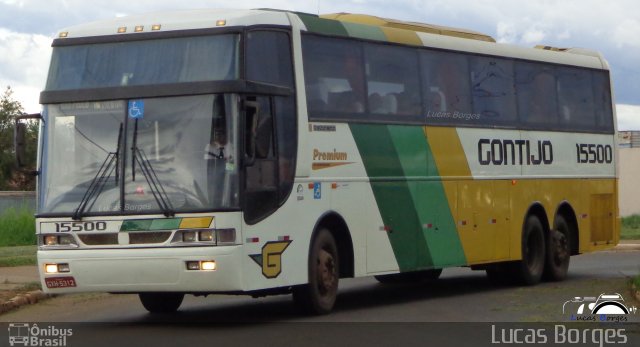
[40,234,78,248]
[172,229,235,245]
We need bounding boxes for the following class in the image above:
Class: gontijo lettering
[478,139,553,166]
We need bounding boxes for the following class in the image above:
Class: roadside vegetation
[621,215,640,240]
[0,206,36,247]
[0,207,37,266]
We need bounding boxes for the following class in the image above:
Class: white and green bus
[20,9,618,314]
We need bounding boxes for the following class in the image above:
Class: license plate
[45,276,77,289]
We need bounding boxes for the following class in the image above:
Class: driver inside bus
[204,119,234,163]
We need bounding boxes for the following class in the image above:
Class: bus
[17,9,618,315]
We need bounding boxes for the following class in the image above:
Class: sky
[1,0,639,129]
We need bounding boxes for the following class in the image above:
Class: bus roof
[54,8,608,70]
[321,13,496,43]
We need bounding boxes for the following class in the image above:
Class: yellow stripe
[381,27,422,46]
[179,217,213,229]
[424,127,472,177]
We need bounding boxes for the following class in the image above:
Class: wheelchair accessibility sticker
[128,100,144,119]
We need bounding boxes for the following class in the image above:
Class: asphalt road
[1,250,639,324]
[1,250,639,347]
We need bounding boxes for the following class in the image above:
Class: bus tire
[543,215,571,281]
[512,215,546,285]
[139,293,184,313]
[292,228,339,315]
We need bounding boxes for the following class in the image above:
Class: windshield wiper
[72,123,123,220]
[130,119,175,217]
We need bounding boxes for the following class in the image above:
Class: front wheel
[139,293,184,313]
[293,228,339,315]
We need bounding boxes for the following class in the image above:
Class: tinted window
[515,62,558,128]
[592,71,614,131]
[470,56,517,125]
[302,34,613,133]
[365,43,421,118]
[421,50,474,124]
[557,67,596,130]
[46,35,240,90]
[246,31,294,88]
[302,35,365,116]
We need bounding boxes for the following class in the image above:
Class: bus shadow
[130,270,527,324]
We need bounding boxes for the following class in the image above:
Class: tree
[0,86,37,191]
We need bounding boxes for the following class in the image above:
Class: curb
[613,243,640,251]
[0,290,53,315]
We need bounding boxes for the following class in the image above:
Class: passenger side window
[365,43,421,118]
[421,50,473,124]
[246,31,294,88]
[592,71,614,131]
[515,62,558,128]
[557,67,596,130]
[470,56,517,124]
[302,35,366,117]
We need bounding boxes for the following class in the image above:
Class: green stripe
[341,22,387,41]
[387,126,467,267]
[297,14,349,36]
[350,124,432,271]
[150,218,181,230]
[120,219,153,232]
[120,218,182,231]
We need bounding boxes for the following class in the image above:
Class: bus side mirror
[14,113,41,171]
[244,101,260,167]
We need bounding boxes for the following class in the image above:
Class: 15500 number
[55,221,107,232]
[576,144,613,164]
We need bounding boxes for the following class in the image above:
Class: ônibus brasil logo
[563,293,638,322]
[7,323,72,346]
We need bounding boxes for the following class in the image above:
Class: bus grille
[78,232,172,246]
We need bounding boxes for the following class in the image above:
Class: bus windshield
[40,94,240,215]
[45,34,240,90]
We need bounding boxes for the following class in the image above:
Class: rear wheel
[543,215,571,281]
[139,293,184,313]
[512,215,546,285]
[293,228,339,315]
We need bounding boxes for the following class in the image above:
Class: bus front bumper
[37,246,245,294]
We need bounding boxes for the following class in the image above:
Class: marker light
[216,20,227,26]
[57,263,71,273]
[216,229,236,244]
[117,27,127,33]
[44,235,58,246]
[41,234,77,247]
[44,263,72,274]
[201,261,217,271]
[198,230,214,242]
[45,264,59,274]
[151,24,161,31]
[58,32,69,38]
[186,261,217,271]
[135,25,144,32]
[186,261,200,270]
[182,231,197,242]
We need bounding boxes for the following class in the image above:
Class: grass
[0,245,37,267]
[621,215,640,240]
[0,207,36,247]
